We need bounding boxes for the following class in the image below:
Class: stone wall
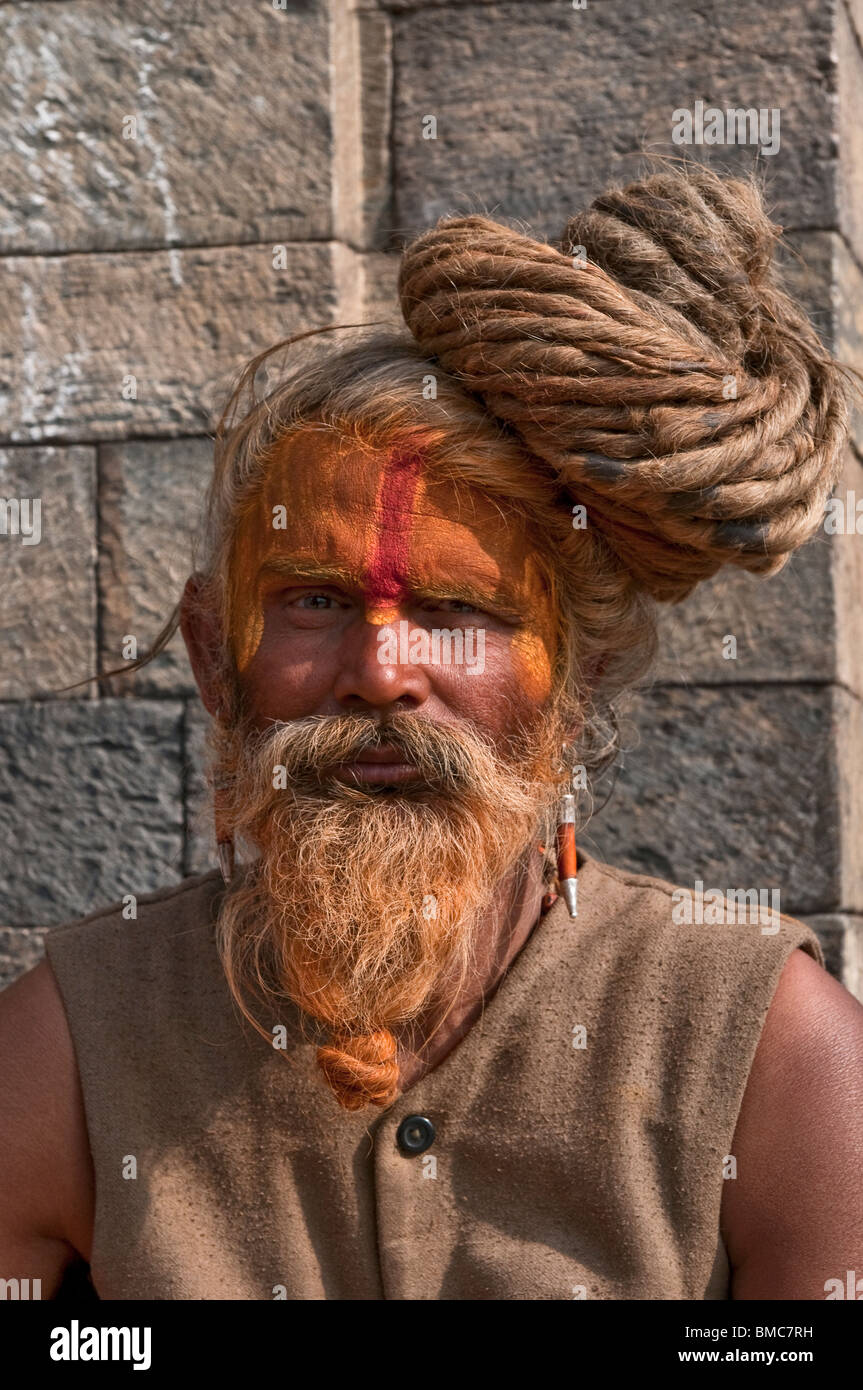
[1,0,861,998]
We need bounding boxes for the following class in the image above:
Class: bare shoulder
[0,957,95,1294]
[721,947,863,1299]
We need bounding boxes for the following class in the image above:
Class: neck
[393,846,547,1092]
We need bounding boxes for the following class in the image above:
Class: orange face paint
[227,429,559,701]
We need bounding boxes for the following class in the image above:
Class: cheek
[504,557,559,705]
[510,628,555,704]
[232,594,264,676]
[238,624,337,724]
[423,629,553,735]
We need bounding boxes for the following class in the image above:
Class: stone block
[835,687,863,913]
[833,447,863,702]
[0,445,97,699]
[847,0,863,51]
[0,927,47,991]
[778,231,836,353]
[99,437,212,696]
[358,9,394,248]
[0,242,338,443]
[803,913,863,1002]
[0,0,332,254]
[653,537,836,688]
[334,5,394,249]
[837,0,863,273]
[183,699,214,877]
[584,683,841,916]
[0,700,184,927]
[833,233,863,460]
[361,250,402,327]
[391,0,836,243]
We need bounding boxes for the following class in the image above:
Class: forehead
[232,428,551,600]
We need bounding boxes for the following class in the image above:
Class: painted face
[227,428,559,731]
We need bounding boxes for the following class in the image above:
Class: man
[2,166,862,1300]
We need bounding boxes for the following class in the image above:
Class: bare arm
[722,947,863,1299]
[0,958,95,1297]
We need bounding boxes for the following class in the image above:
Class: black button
[396,1114,436,1156]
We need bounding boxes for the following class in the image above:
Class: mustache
[231,710,514,797]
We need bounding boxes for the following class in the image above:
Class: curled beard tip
[317,1028,401,1111]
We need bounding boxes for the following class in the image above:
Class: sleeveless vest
[44,851,823,1300]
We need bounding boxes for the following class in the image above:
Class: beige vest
[44,852,823,1300]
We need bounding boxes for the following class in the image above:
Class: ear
[179,573,230,719]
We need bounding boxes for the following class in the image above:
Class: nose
[331,613,433,712]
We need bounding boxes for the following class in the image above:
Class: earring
[556,791,578,920]
[214,777,235,885]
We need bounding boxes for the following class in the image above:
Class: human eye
[419,594,523,625]
[267,585,351,615]
[429,598,482,615]
[293,592,341,610]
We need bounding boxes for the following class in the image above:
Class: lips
[330,742,421,784]
[352,743,409,764]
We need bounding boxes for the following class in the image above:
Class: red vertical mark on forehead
[363,446,426,603]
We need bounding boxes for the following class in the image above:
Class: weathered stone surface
[779,230,863,528]
[361,250,402,327]
[358,9,394,249]
[803,913,863,1002]
[0,445,97,699]
[778,232,836,353]
[838,0,863,273]
[183,699,214,877]
[833,447,863,702]
[835,687,863,913]
[0,0,332,255]
[653,538,836,687]
[99,437,211,696]
[0,700,184,927]
[391,0,836,243]
[0,927,47,990]
[334,5,394,250]
[585,683,841,916]
[0,242,339,443]
[834,233,863,460]
[847,0,863,52]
